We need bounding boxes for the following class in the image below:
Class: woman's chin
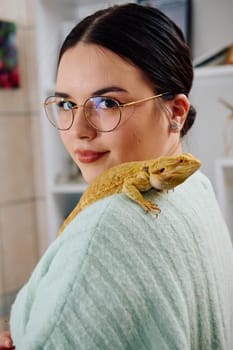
[81,168,104,184]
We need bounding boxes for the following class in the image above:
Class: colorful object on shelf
[0,20,20,89]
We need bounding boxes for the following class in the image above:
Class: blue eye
[92,97,119,110]
[57,99,75,111]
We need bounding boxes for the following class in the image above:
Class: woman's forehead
[56,43,151,96]
[58,43,138,75]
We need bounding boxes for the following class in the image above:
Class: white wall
[192,0,233,63]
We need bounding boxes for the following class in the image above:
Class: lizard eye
[159,168,165,173]
[143,166,149,173]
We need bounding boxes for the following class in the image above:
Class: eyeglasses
[44,92,169,132]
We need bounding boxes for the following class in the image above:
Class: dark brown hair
[58,3,196,137]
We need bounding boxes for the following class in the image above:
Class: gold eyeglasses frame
[44,92,170,132]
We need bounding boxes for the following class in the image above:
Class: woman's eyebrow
[55,92,70,98]
[55,86,127,98]
[92,86,128,95]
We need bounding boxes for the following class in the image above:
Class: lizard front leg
[122,172,161,215]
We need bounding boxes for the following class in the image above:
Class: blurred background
[0,0,233,331]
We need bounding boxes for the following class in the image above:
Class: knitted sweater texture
[10,171,233,349]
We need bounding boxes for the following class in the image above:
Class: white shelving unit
[35,0,233,242]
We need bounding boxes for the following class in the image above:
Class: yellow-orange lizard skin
[57,153,201,237]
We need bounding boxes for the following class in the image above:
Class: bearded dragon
[57,153,201,237]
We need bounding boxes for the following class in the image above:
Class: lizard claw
[142,200,161,216]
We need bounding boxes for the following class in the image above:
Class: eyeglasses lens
[84,97,121,132]
[44,97,73,130]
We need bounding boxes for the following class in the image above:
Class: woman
[1,3,233,349]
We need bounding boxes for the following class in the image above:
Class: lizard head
[148,153,201,190]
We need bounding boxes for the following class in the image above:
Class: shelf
[215,158,233,167]
[52,182,88,194]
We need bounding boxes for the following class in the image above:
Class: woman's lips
[75,150,109,163]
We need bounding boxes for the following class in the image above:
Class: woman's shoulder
[55,170,213,260]
[62,170,217,242]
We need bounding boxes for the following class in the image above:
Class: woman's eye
[95,97,118,110]
[57,100,74,111]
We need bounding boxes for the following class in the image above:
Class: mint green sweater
[10,171,233,349]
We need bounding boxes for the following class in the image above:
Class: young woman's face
[56,43,182,183]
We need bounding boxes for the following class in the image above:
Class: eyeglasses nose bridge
[71,103,85,117]
[71,102,93,130]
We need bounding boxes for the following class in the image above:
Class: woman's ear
[168,94,190,133]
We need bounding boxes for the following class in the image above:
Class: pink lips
[75,150,108,163]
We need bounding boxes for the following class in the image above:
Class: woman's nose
[70,106,97,139]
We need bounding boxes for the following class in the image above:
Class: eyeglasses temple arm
[120,93,167,107]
